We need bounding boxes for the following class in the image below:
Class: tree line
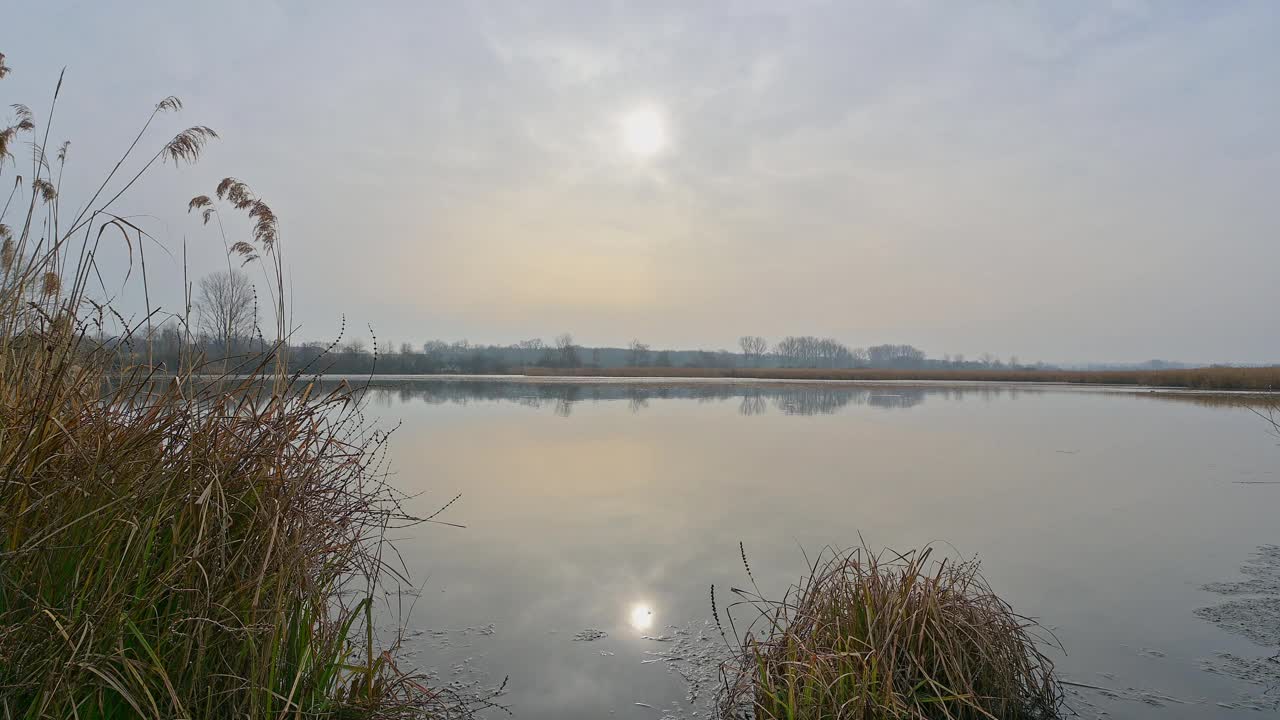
[133,270,1038,375]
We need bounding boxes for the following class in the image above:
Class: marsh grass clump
[719,546,1063,720]
[0,354,437,718]
[0,52,488,718]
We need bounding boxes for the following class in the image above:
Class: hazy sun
[620,106,667,159]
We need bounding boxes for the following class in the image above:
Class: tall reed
[0,53,481,718]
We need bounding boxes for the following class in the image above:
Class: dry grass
[523,366,1280,391]
[0,352,451,718]
[717,546,1063,720]
[0,53,487,719]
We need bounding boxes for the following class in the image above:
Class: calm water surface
[354,378,1279,719]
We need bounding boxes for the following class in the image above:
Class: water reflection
[348,377,1280,419]
[365,376,1279,720]
[738,391,768,416]
[343,378,1067,416]
[628,603,655,632]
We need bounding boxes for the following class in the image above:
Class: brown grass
[718,546,1063,720]
[0,52,492,719]
[522,366,1280,391]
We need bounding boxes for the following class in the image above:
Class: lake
[352,377,1280,719]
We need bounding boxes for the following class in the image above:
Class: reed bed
[524,365,1280,391]
[718,546,1063,720]
[0,53,483,718]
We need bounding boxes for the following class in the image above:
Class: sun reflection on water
[629,603,655,631]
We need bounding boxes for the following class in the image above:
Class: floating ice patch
[1195,598,1280,647]
[1196,544,1280,711]
[631,620,739,718]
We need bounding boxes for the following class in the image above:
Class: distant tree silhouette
[738,335,768,367]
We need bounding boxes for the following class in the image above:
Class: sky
[3,1,1279,364]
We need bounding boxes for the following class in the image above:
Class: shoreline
[518,365,1280,391]
[297,372,1280,397]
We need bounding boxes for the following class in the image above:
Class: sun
[620,106,668,159]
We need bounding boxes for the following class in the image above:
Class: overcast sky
[5,1,1279,363]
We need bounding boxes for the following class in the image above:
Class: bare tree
[513,338,545,365]
[774,336,854,368]
[195,269,256,351]
[739,335,768,367]
[867,344,926,368]
[555,333,580,368]
[422,340,449,362]
[628,339,651,366]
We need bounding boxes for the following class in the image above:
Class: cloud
[6,0,1280,360]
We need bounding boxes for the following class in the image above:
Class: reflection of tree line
[334,380,1052,417]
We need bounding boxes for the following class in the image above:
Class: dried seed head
[216,177,255,208]
[56,141,69,163]
[2,237,14,272]
[210,179,280,254]
[248,200,278,250]
[41,271,60,296]
[33,178,56,203]
[0,53,9,80]
[230,239,260,265]
[11,104,33,131]
[34,178,56,203]
[163,126,217,165]
[188,195,219,226]
[155,96,182,113]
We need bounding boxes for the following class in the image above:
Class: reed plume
[163,125,217,164]
[38,270,58,295]
[33,177,55,202]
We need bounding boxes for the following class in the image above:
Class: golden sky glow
[10,1,1280,361]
